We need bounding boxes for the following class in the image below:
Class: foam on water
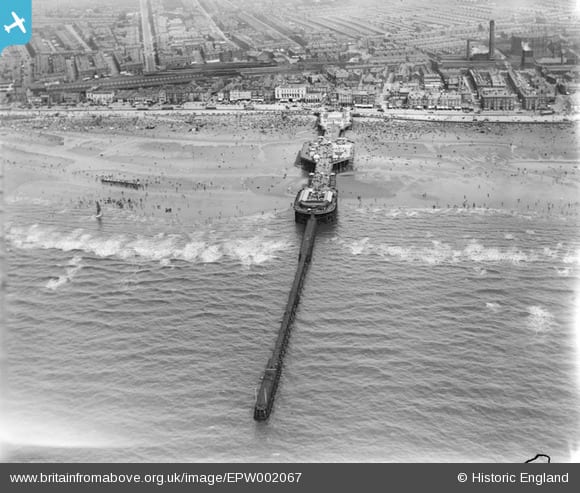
[338,237,578,268]
[222,237,289,267]
[486,302,501,312]
[527,306,555,334]
[355,205,539,219]
[7,224,290,267]
[45,255,83,290]
[199,244,223,263]
[5,196,53,206]
[180,241,207,262]
[234,210,278,224]
[463,241,531,264]
[563,249,580,266]
[349,237,370,256]
[543,246,560,259]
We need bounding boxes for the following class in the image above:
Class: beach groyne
[254,214,317,421]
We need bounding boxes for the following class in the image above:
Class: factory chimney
[466,39,471,60]
[489,20,495,60]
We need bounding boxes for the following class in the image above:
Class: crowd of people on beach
[0,111,316,140]
[349,118,579,214]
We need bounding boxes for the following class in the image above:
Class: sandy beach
[349,118,579,216]
[1,111,318,229]
[1,111,578,226]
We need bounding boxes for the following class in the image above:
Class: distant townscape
[0,0,578,113]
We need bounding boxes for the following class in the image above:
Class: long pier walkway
[254,214,317,421]
[253,108,353,421]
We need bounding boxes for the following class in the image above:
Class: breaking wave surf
[7,224,290,267]
[339,237,579,268]
[46,255,83,290]
[527,305,555,334]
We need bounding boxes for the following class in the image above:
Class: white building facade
[274,85,307,101]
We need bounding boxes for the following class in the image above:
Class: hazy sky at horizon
[30,0,580,18]
[31,0,577,9]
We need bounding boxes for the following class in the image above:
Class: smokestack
[521,42,533,68]
[489,20,495,60]
[466,39,471,60]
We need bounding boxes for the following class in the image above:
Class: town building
[229,89,253,102]
[479,88,516,110]
[86,88,115,105]
[274,85,307,101]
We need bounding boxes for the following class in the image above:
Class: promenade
[369,107,577,124]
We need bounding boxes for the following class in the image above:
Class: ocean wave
[349,237,371,256]
[233,210,278,224]
[358,206,535,219]
[562,249,580,266]
[7,224,289,267]
[542,247,559,259]
[527,306,554,334]
[463,241,530,263]
[340,238,577,266]
[46,255,83,290]
[6,196,53,206]
[485,302,501,312]
[222,237,289,267]
[375,242,452,265]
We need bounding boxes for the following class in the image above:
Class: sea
[2,197,580,462]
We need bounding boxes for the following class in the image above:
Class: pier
[254,108,353,421]
[299,137,354,174]
[254,214,318,421]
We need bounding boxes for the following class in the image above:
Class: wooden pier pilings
[254,214,318,421]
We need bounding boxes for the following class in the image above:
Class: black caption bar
[1,463,578,492]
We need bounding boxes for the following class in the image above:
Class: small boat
[95,201,103,219]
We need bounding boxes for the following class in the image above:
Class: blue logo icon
[0,1,32,54]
